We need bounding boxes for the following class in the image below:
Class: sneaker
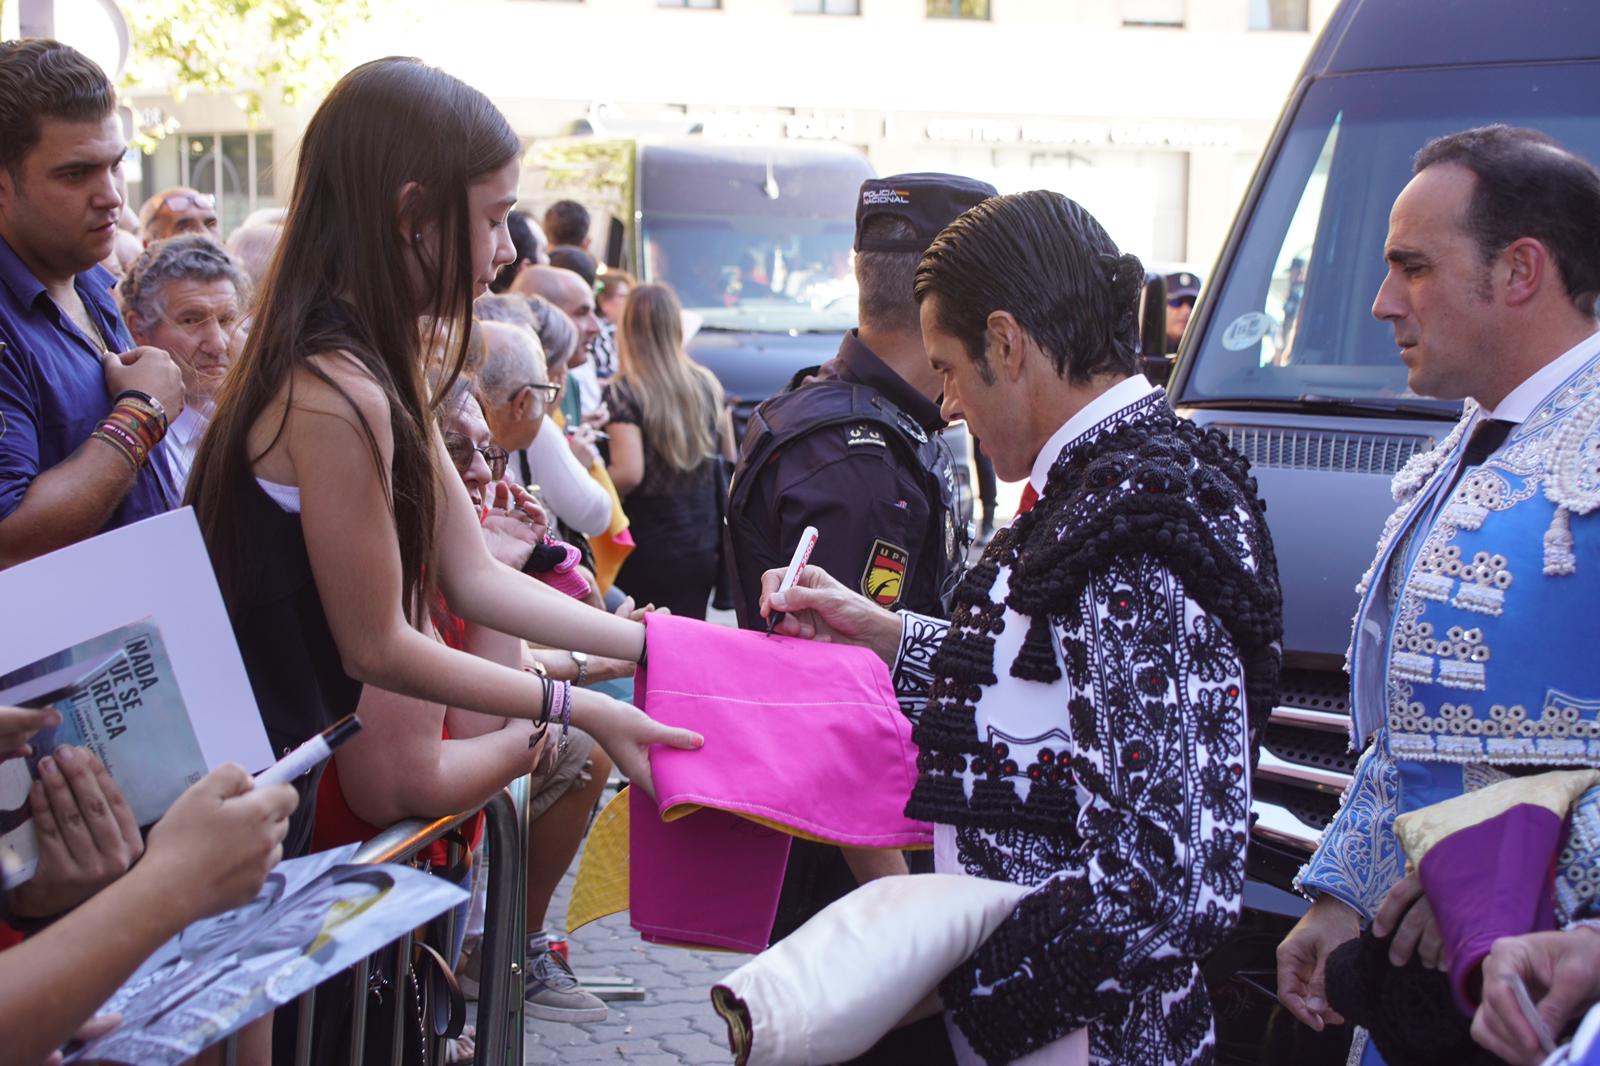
[523,949,609,1023]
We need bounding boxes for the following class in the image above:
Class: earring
[412,232,421,243]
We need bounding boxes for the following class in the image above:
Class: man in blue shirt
[0,39,184,567]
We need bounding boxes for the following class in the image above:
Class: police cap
[1165,271,1202,301]
[854,173,998,254]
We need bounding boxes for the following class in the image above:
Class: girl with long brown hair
[186,58,697,858]
[604,284,736,618]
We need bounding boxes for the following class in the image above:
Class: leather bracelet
[523,664,553,728]
[112,389,169,435]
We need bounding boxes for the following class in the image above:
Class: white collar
[1028,375,1160,495]
[1486,328,1600,424]
[168,405,206,448]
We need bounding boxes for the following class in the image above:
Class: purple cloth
[1419,803,1562,1015]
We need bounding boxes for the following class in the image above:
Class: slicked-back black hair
[1414,125,1600,315]
[914,190,1143,385]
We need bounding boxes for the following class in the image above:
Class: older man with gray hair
[121,235,249,489]
[475,317,611,538]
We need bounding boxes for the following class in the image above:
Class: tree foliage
[122,0,381,125]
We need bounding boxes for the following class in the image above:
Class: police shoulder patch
[845,422,886,448]
[862,538,909,608]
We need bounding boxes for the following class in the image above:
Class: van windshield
[1178,62,1600,415]
[642,213,859,333]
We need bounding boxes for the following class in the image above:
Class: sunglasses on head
[162,193,217,213]
[443,433,508,481]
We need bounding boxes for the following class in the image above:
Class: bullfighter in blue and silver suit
[1283,124,1600,1065]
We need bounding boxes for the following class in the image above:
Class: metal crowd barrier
[218,775,532,1066]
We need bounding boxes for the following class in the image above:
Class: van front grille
[1218,425,1434,475]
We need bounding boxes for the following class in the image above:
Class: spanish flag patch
[862,539,909,609]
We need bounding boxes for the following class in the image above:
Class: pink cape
[629,613,931,952]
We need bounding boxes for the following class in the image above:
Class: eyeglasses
[443,433,508,481]
[517,382,561,408]
[161,193,216,213]
[1167,297,1197,310]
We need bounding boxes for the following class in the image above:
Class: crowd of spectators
[0,39,721,1064]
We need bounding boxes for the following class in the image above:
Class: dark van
[1170,2,1600,1061]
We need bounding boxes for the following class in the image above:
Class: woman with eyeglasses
[185,58,701,868]
[604,283,735,619]
[121,234,249,492]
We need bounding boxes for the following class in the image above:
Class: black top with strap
[223,474,363,857]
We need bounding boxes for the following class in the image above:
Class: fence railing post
[472,785,527,1064]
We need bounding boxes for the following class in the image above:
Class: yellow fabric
[1395,768,1600,873]
[658,800,931,850]
[567,787,632,934]
[569,786,928,935]
[585,462,634,594]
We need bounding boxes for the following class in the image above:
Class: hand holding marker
[254,715,362,787]
[766,525,819,635]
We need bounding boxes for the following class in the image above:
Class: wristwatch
[569,650,589,687]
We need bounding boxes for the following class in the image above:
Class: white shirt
[1486,327,1600,424]
[165,406,206,495]
[1028,375,1161,495]
[514,416,612,536]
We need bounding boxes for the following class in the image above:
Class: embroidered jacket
[1301,345,1600,923]
[893,394,1282,1066]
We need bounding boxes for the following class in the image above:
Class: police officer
[1165,269,1202,353]
[723,173,994,956]
[725,172,996,632]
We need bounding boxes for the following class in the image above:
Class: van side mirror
[1139,272,1174,387]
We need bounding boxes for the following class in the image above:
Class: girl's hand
[576,693,701,802]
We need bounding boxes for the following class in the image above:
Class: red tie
[1017,483,1040,515]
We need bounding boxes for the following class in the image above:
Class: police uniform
[724,172,994,635]
[725,330,962,628]
[722,173,996,958]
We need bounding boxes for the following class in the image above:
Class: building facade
[116,0,1335,274]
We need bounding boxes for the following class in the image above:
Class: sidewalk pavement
[524,860,745,1064]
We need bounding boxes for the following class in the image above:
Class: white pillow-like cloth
[712,873,1056,1066]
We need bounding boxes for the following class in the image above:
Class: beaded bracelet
[91,392,167,471]
[552,680,573,756]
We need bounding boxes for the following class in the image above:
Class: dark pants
[616,494,719,620]
[616,545,717,620]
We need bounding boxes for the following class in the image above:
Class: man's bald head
[140,186,220,245]
[512,265,601,350]
[513,264,585,309]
